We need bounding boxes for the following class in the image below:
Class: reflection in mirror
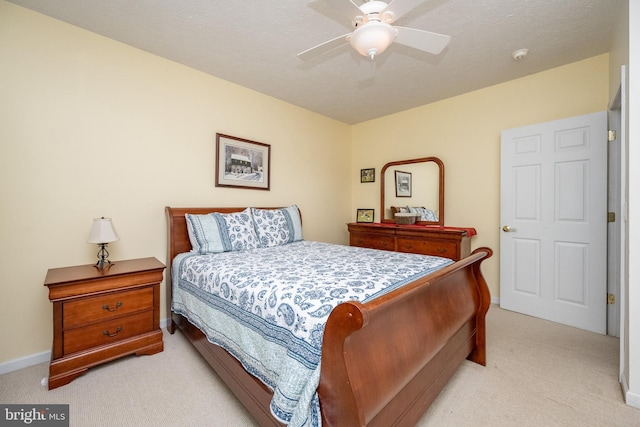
[380,157,444,226]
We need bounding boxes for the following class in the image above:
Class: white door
[500,111,608,334]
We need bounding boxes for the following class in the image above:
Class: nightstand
[44,257,165,390]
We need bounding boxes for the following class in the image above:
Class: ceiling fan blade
[323,0,364,23]
[297,34,351,61]
[394,26,450,55]
[382,0,425,23]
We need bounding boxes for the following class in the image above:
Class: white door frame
[608,96,622,337]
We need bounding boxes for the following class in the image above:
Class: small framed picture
[360,168,375,183]
[356,209,374,223]
[215,133,270,190]
[395,170,412,197]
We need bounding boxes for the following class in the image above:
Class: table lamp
[87,217,120,269]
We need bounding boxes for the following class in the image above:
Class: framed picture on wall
[356,209,374,223]
[361,168,375,183]
[215,133,271,190]
[395,170,412,197]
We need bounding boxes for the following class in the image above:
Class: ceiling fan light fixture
[350,21,397,60]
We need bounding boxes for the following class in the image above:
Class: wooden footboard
[165,207,491,426]
[318,247,491,426]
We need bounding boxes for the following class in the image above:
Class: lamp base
[94,259,114,270]
[94,243,114,270]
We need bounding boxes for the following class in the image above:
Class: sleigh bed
[165,206,491,426]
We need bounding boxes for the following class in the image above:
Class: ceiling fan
[298,0,451,61]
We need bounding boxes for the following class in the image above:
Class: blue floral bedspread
[172,241,453,427]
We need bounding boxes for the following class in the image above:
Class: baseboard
[621,372,640,409]
[627,391,640,409]
[0,318,171,375]
[0,350,50,375]
[491,296,500,305]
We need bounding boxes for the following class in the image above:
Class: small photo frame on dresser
[356,209,374,223]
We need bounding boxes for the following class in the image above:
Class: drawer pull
[103,302,122,312]
[436,247,448,254]
[103,326,122,337]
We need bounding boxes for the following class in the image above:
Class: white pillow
[251,205,303,248]
[185,208,259,253]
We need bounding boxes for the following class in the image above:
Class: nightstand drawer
[63,287,153,328]
[64,311,153,354]
[397,238,457,258]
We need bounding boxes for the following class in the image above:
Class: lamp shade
[87,217,120,244]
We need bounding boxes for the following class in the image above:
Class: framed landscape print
[215,133,270,190]
[395,170,412,197]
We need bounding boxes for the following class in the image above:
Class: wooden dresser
[44,257,165,389]
[348,223,474,261]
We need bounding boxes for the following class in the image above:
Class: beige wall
[351,54,611,298]
[0,1,613,368]
[0,2,351,364]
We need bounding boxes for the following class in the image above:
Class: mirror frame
[380,156,445,226]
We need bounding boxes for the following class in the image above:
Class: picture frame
[356,208,375,223]
[360,168,375,183]
[395,170,412,197]
[216,133,270,190]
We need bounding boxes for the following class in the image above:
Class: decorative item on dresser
[356,208,375,223]
[348,222,475,261]
[44,257,165,390]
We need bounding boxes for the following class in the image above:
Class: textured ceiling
[8,0,622,124]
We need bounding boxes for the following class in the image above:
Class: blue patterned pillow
[407,206,438,221]
[251,205,303,248]
[185,208,259,253]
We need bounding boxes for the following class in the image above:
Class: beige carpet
[1,305,638,426]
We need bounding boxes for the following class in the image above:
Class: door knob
[502,225,517,232]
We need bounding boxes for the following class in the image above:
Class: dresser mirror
[380,157,444,226]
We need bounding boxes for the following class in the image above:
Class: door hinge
[608,212,616,223]
[608,130,617,142]
[608,293,616,305]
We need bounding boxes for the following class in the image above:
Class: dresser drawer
[350,233,395,251]
[63,311,153,354]
[397,238,458,259]
[63,287,153,328]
